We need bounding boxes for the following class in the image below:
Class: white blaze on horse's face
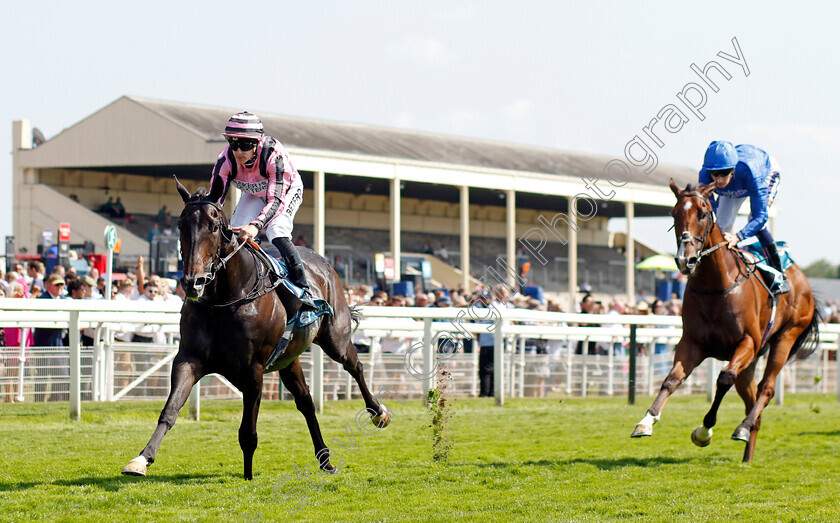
[673,197,705,276]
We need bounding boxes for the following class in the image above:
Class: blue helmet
[702,140,738,171]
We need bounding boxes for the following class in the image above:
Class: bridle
[179,199,281,308]
[180,200,246,287]
[675,191,758,295]
[675,192,727,266]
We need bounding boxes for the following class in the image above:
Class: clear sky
[2,1,836,264]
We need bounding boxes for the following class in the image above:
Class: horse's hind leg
[238,364,263,480]
[632,339,703,438]
[279,359,335,473]
[734,330,801,462]
[316,315,391,427]
[122,356,203,476]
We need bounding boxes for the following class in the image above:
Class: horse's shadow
[0,473,225,493]
[525,456,694,470]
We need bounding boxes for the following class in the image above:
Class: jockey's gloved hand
[234,224,259,243]
[723,232,739,249]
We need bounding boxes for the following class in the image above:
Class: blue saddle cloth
[257,246,333,328]
[738,237,794,279]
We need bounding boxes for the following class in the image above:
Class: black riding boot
[272,237,317,310]
[765,243,790,295]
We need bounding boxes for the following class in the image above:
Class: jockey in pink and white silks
[698,140,788,295]
[210,112,316,309]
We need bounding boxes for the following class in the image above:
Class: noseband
[676,192,727,265]
[181,200,245,286]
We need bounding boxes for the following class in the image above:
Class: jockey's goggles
[227,137,259,151]
[708,168,734,179]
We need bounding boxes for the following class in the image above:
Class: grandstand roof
[128,96,696,188]
[16,96,697,216]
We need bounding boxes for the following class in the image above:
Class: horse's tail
[789,301,822,362]
[349,304,362,334]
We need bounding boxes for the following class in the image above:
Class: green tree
[802,258,838,279]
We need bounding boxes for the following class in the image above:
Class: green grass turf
[0,393,838,522]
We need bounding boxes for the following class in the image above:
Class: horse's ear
[207,174,224,203]
[699,183,717,198]
[669,179,681,198]
[174,175,191,203]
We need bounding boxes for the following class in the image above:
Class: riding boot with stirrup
[272,237,317,310]
[765,243,790,295]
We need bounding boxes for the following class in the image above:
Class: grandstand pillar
[460,185,470,292]
[12,120,32,253]
[625,201,636,305]
[506,189,516,290]
[568,196,578,307]
[390,177,401,279]
[313,171,325,255]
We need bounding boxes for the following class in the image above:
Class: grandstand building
[13,96,705,304]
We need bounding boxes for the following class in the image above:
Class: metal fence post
[422,318,434,394]
[707,359,716,403]
[105,330,115,402]
[628,324,636,405]
[607,338,614,396]
[494,318,505,406]
[775,368,784,406]
[312,344,324,414]
[16,327,27,402]
[69,310,81,421]
[518,336,526,398]
[189,381,200,421]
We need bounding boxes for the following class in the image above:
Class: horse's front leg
[693,336,755,447]
[632,338,703,438]
[239,363,263,480]
[122,356,202,476]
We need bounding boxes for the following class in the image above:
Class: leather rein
[181,200,281,308]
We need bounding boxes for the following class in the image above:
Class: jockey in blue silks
[698,140,789,295]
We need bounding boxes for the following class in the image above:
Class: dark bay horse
[122,178,392,479]
[631,181,819,462]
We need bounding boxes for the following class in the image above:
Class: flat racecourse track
[1,394,838,521]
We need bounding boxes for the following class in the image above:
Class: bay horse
[631,181,819,462]
[122,178,392,479]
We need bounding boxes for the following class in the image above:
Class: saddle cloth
[737,237,794,281]
[249,243,334,328]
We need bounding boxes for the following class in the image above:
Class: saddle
[247,243,334,374]
[736,237,793,290]
[247,242,334,327]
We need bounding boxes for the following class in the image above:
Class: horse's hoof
[731,425,750,442]
[631,424,652,438]
[121,457,147,477]
[320,463,339,475]
[371,405,392,428]
[691,426,713,447]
